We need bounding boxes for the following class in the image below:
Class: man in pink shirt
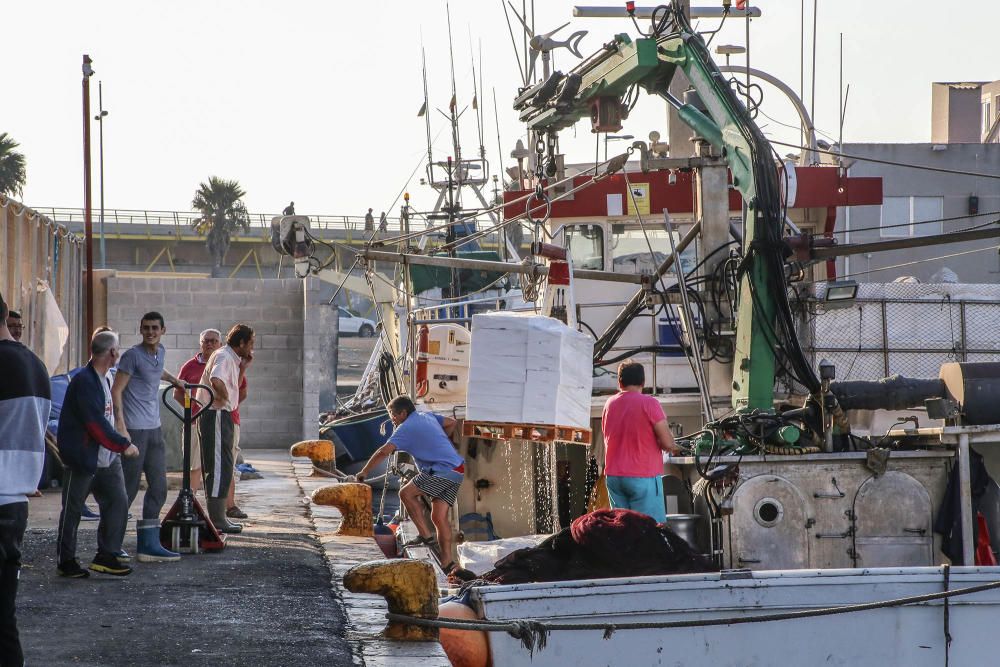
[601,361,677,522]
[173,329,223,493]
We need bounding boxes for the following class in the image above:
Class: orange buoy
[439,601,490,667]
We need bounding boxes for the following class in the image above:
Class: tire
[358,324,375,338]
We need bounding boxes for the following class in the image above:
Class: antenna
[420,46,434,171]
[469,31,485,163]
[446,3,463,181]
[499,0,527,86]
[479,39,487,159]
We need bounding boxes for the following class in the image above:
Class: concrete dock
[15,450,449,666]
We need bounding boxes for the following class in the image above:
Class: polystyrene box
[466,312,594,429]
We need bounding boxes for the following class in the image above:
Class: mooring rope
[386,577,1000,655]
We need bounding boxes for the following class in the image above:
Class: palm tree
[191,176,251,277]
[0,133,27,198]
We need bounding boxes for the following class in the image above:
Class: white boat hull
[471,566,1000,666]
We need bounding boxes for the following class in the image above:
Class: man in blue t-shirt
[357,396,464,574]
[111,311,183,563]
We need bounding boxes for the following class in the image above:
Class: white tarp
[457,535,549,575]
[37,280,69,374]
[466,312,594,428]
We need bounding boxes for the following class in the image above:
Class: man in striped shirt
[0,292,50,667]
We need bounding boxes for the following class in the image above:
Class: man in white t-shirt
[197,323,254,534]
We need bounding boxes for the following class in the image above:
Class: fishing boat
[282,2,1000,664]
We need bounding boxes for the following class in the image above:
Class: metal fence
[808,282,1000,381]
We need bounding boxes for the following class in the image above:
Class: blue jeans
[606,475,666,523]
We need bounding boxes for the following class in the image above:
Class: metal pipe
[959,432,974,566]
[355,248,646,284]
[665,212,713,422]
[811,226,1000,260]
[410,318,472,325]
[717,65,818,165]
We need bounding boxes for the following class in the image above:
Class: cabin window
[564,224,605,270]
[610,224,697,275]
[880,196,943,238]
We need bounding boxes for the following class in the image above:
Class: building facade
[835,143,1000,283]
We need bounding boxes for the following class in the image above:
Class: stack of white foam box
[466,312,594,429]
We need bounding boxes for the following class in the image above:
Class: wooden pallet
[462,419,592,445]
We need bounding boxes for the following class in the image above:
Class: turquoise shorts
[606,475,666,523]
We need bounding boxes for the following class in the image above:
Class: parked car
[338,307,376,337]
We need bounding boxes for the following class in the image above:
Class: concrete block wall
[105,275,325,449]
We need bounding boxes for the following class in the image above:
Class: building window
[985,101,993,136]
[564,224,605,270]
[880,196,943,238]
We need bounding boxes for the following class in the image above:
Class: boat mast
[445,3,463,298]
[421,46,434,174]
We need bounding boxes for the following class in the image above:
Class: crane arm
[519,1,819,409]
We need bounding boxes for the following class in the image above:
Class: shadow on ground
[16,453,355,667]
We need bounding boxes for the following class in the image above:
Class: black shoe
[89,553,133,576]
[57,560,90,578]
[402,534,437,548]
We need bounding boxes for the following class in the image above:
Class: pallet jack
[159,383,226,553]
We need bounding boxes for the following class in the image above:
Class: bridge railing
[35,207,394,234]
[35,207,506,252]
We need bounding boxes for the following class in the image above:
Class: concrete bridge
[44,206,503,279]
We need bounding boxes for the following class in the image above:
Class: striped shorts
[411,468,463,507]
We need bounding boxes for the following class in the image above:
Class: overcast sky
[4,1,999,218]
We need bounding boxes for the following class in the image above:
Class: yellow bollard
[289,439,335,475]
[311,483,374,537]
[343,559,439,641]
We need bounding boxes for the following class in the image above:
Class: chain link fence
[808,282,1000,381]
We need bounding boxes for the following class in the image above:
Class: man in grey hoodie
[0,292,50,667]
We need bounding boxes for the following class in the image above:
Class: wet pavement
[15,451,355,667]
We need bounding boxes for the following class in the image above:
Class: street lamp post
[82,55,95,341]
[603,134,634,162]
[95,81,108,269]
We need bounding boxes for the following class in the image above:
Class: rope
[443,152,633,253]
[376,149,632,250]
[386,576,1000,645]
[771,140,1000,181]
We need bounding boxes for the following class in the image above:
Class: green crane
[516,1,820,411]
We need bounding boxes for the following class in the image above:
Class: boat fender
[416,325,430,398]
[439,600,490,667]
